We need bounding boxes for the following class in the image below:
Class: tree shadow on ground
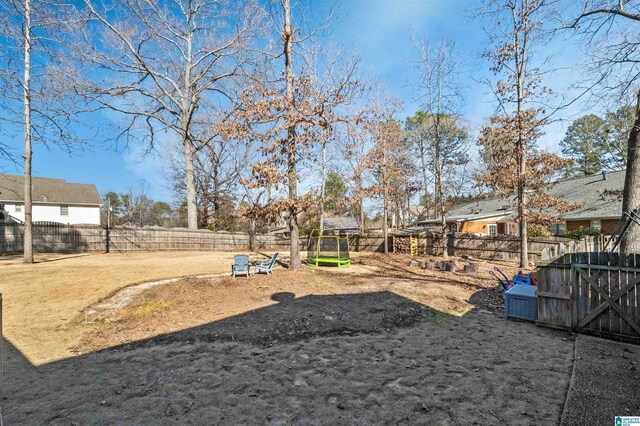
[4,288,575,425]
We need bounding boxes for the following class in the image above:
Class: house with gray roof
[417,170,625,236]
[554,170,624,234]
[0,174,102,225]
[417,198,518,236]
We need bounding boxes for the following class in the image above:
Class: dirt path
[81,275,223,322]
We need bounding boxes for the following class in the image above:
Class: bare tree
[281,0,300,268]
[74,0,265,230]
[167,129,251,230]
[415,38,468,233]
[0,1,86,263]
[23,0,33,263]
[409,37,468,257]
[120,180,151,226]
[242,1,360,271]
[368,111,406,253]
[569,2,640,254]
[479,0,553,267]
[312,47,362,234]
[340,116,374,230]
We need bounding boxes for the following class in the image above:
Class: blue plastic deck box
[504,285,537,322]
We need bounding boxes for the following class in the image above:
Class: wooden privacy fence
[390,232,575,263]
[0,222,606,261]
[0,222,297,253]
[0,222,392,254]
[537,252,640,342]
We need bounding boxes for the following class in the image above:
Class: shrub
[527,224,552,238]
[564,226,601,240]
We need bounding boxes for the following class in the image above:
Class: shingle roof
[440,170,625,222]
[0,174,102,206]
[323,217,361,230]
[445,198,516,219]
[553,170,624,220]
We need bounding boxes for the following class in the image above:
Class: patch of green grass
[134,300,167,316]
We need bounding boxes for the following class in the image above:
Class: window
[488,224,498,236]
[590,219,601,233]
[550,223,567,236]
[15,204,22,212]
[60,205,69,216]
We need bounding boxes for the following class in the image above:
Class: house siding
[601,219,619,235]
[461,220,495,234]
[457,220,519,236]
[5,203,100,225]
[566,219,619,235]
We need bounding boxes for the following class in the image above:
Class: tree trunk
[406,188,411,227]
[517,109,528,267]
[23,0,33,264]
[435,132,448,259]
[518,181,528,267]
[359,197,365,232]
[283,0,300,271]
[182,31,198,230]
[382,137,389,254]
[383,193,388,254]
[319,141,327,234]
[248,217,256,251]
[183,138,198,230]
[514,10,528,269]
[620,88,640,256]
[420,142,430,219]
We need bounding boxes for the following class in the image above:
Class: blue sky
[1,0,592,202]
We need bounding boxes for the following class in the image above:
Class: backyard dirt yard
[2,251,637,424]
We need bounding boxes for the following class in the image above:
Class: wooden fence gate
[537,252,640,342]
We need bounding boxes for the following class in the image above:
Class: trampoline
[306,229,351,267]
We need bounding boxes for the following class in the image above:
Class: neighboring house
[417,170,625,236]
[554,170,624,235]
[418,198,518,236]
[323,217,361,235]
[0,174,102,225]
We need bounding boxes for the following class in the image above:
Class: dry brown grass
[0,251,277,364]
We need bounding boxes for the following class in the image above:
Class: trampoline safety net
[307,230,350,266]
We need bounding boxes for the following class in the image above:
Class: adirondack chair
[232,254,251,279]
[254,252,279,275]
